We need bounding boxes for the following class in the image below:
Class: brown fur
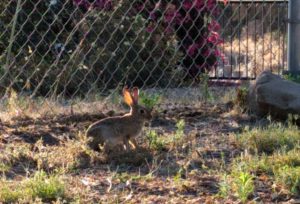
[86,87,152,152]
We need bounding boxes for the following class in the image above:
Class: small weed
[200,73,213,102]
[218,174,230,198]
[231,171,254,203]
[146,130,165,151]
[139,91,160,109]
[7,88,22,116]
[234,87,248,111]
[173,167,185,183]
[283,73,300,84]
[0,162,11,173]
[172,119,185,146]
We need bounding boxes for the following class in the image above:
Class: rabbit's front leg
[123,137,131,151]
[129,138,137,150]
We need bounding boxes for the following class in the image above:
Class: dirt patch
[0,101,292,203]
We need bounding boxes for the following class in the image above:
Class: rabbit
[85,86,152,152]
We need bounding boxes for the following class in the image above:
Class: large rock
[248,71,300,118]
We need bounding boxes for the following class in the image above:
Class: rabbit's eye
[140,109,145,114]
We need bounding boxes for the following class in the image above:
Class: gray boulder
[248,71,300,118]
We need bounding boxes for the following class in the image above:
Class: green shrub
[0,0,181,97]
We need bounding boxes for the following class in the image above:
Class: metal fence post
[287,0,300,75]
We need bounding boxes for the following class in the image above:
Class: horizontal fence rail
[0,0,288,100]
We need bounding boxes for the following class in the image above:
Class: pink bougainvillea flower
[73,0,90,9]
[134,3,145,12]
[214,49,221,57]
[146,24,155,33]
[214,49,227,63]
[182,13,192,23]
[183,0,193,10]
[150,11,157,20]
[164,26,173,35]
[187,43,199,56]
[164,7,183,25]
[202,49,211,57]
[72,0,224,74]
[164,13,174,23]
[194,0,205,10]
[207,31,222,45]
[164,3,177,20]
[208,20,221,31]
[206,0,217,10]
[93,0,111,10]
[174,12,183,24]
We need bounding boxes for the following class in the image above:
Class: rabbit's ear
[123,86,134,106]
[131,87,139,104]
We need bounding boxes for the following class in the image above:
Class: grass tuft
[228,121,300,199]
[274,166,300,195]
[235,123,300,154]
[0,170,66,203]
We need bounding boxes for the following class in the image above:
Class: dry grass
[0,87,299,203]
[222,32,286,78]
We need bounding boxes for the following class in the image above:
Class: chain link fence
[0,0,288,115]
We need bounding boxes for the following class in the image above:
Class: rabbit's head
[123,86,152,121]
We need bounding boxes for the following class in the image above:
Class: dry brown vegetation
[0,86,299,203]
[222,32,286,78]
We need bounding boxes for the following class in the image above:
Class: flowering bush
[74,0,227,78]
[73,0,113,11]
[0,0,227,96]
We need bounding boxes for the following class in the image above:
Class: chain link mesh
[0,0,288,115]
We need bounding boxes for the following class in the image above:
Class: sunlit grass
[225,121,300,201]
[235,122,300,154]
[0,170,66,203]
